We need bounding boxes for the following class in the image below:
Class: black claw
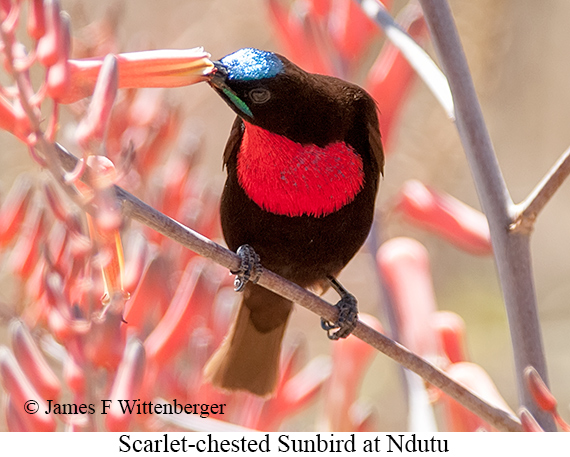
[321,276,359,340]
[231,244,262,292]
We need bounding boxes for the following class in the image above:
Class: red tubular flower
[258,355,332,431]
[105,339,146,432]
[431,311,468,364]
[310,0,332,18]
[0,174,34,247]
[266,0,305,65]
[350,401,378,432]
[10,320,61,401]
[1,0,20,35]
[46,223,72,273]
[25,256,47,304]
[144,258,209,365]
[85,311,126,370]
[122,256,171,336]
[43,180,70,223]
[46,307,74,343]
[65,212,93,258]
[376,237,440,358]
[519,408,545,432]
[524,366,556,413]
[36,0,63,67]
[122,232,152,294]
[266,0,334,75]
[329,0,382,66]
[27,0,47,40]
[62,48,214,104]
[9,197,46,279]
[321,313,383,431]
[0,94,19,138]
[365,3,427,148]
[79,157,126,301]
[123,89,181,178]
[440,362,513,432]
[6,396,29,432]
[154,133,200,220]
[524,366,570,432]
[394,180,492,256]
[75,54,118,150]
[45,12,72,100]
[0,0,11,21]
[0,347,56,432]
[63,354,86,396]
[252,340,308,429]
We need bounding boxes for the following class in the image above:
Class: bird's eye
[248,88,271,104]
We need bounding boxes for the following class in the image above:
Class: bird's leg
[321,276,359,340]
[231,244,263,292]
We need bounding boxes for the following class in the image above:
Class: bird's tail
[203,283,293,397]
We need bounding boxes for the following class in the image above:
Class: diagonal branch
[52,141,521,431]
[513,146,570,233]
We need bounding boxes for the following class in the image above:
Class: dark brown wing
[359,92,384,177]
[368,116,384,176]
[223,116,245,168]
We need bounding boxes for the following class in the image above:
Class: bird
[203,48,384,396]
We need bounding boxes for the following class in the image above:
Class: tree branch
[513,146,570,233]
[52,141,521,431]
[417,0,555,430]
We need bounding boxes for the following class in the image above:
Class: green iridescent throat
[222,87,253,118]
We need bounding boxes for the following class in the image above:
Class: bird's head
[209,48,286,120]
[209,48,378,149]
[209,48,320,138]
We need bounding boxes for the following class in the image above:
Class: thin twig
[513,146,570,233]
[417,0,555,430]
[52,141,522,431]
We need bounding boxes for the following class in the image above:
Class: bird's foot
[320,276,358,340]
[231,244,263,292]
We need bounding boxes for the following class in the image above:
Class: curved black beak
[208,59,253,118]
[209,61,229,89]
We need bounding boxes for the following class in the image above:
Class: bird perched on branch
[204,48,383,396]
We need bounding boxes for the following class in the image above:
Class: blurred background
[0,0,569,431]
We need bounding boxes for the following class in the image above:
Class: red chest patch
[237,122,364,217]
